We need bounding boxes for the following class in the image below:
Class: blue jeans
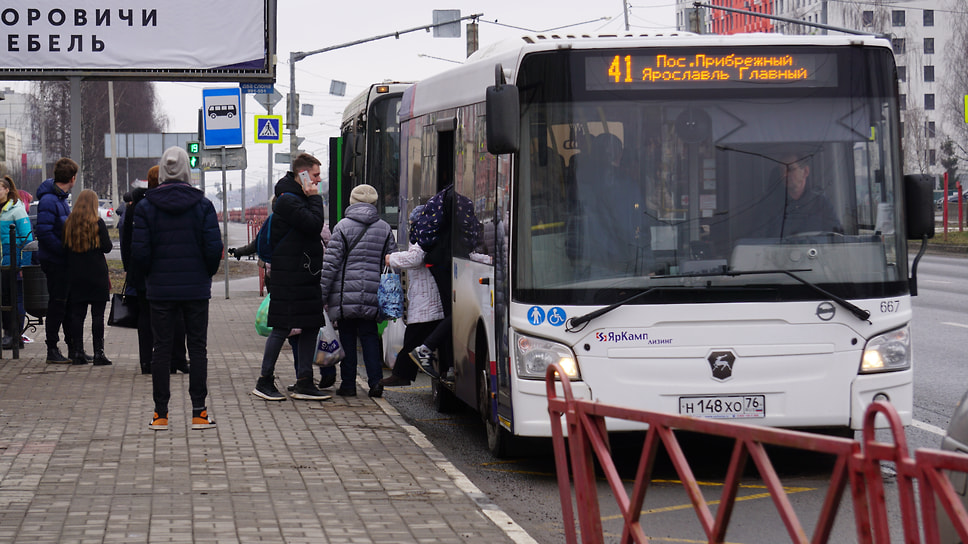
[337,318,383,390]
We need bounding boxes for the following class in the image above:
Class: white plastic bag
[382,318,406,369]
[315,313,345,367]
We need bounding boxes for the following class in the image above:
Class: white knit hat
[159,146,190,183]
[349,184,378,205]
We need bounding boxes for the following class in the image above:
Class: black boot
[69,348,93,363]
[92,337,112,366]
[45,344,70,364]
[71,349,88,365]
[93,350,112,366]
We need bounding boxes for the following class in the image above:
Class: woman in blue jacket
[0,175,32,349]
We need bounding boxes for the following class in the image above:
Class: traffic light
[186,140,200,169]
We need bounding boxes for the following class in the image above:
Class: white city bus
[396,33,934,456]
[331,81,411,227]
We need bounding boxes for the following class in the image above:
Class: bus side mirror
[904,174,935,239]
[486,64,519,155]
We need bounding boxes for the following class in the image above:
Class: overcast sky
[155,1,676,194]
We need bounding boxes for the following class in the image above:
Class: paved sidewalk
[0,290,530,543]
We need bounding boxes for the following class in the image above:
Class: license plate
[679,395,765,419]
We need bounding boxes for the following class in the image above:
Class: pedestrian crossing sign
[254,115,283,144]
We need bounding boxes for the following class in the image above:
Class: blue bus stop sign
[202,88,243,148]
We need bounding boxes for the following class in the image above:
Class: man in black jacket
[251,153,330,402]
[132,146,223,431]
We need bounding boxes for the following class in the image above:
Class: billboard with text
[0,0,275,81]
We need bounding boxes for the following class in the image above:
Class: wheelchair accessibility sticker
[527,306,567,327]
[547,307,567,327]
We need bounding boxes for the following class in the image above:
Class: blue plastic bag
[378,268,404,320]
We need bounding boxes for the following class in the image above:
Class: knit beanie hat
[349,184,378,205]
[159,146,190,183]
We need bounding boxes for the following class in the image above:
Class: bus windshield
[365,94,402,226]
[513,45,906,306]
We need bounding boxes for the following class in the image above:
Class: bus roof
[342,81,412,127]
[399,32,893,121]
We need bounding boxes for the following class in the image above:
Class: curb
[364,377,540,544]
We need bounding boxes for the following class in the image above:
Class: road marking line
[942,322,968,329]
[913,419,947,437]
[599,485,814,521]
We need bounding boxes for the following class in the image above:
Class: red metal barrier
[545,363,968,543]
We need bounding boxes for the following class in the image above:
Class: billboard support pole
[70,77,83,198]
[107,82,120,212]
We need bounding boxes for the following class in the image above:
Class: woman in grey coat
[319,184,397,397]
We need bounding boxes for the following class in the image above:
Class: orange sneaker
[191,409,216,430]
[149,412,168,431]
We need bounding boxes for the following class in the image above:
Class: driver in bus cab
[776,152,843,237]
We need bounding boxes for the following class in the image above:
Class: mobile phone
[298,170,312,185]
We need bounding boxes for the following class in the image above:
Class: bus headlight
[513,332,580,380]
[860,326,911,373]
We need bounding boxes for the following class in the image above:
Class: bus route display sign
[585,49,838,90]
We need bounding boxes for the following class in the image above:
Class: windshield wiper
[566,287,660,332]
[655,268,871,322]
[566,267,870,332]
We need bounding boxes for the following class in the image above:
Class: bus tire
[477,352,515,458]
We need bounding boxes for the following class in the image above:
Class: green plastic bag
[255,294,272,337]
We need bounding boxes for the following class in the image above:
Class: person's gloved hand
[228,248,241,260]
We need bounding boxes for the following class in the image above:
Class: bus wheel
[431,378,457,413]
[478,363,515,458]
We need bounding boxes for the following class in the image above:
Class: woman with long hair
[63,189,112,365]
[0,175,32,349]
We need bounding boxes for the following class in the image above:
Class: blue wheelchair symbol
[527,306,545,326]
[547,307,567,327]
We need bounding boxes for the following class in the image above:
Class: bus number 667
[880,300,901,313]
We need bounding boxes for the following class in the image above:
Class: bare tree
[942,0,968,179]
[28,80,166,198]
[903,107,931,175]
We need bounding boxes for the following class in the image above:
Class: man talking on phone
[251,153,331,402]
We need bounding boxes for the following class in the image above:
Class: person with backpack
[250,153,331,402]
[406,184,482,381]
[319,183,397,398]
